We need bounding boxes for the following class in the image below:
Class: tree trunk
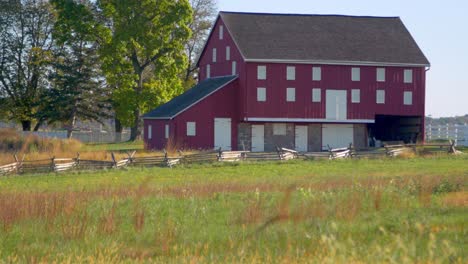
[129,72,143,141]
[33,119,43,131]
[21,120,32,131]
[66,114,76,139]
[130,108,141,141]
[114,117,122,142]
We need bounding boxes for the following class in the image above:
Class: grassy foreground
[0,156,467,263]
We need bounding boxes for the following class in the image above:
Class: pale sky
[217,0,468,118]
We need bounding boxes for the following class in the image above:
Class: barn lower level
[236,122,368,152]
[144,118,374,152]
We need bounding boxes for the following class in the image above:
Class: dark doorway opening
[369,115,423,144]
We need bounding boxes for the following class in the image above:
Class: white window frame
[312,67,321,81]
[212,48,217,63]
[219,25,223,40]
[351,67,360,81]
[165,124,169,139]
[147,125,152,139]
[257,65,266,80]
[376,90,385,104]
[404,69,413,83]
[404,91,413,105]
[287,66,296,80]
[377,68,385,82]
[273,123,287,135]
[257,87,266,102]
[351,89,360,103]
[232,61,237,75]
[206,64,211,79]
[226,46,230,61]
[312,88,321,102]
[187,122,196,136]
[286,87,296,102]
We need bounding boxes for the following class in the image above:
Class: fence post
[217,147,222,162]
[13,154,19,175]
[348,143,354,158]
[51,156,56,172]
[111,152,117,168]
[75,152,80,169]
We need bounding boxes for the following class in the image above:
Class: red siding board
[244,63,425,120]
[144,80,239,150]
[198,18,244,80]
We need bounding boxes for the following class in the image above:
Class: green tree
[98,0,192,140]
[43,0,110,138]
[184,0,217,89]
[0,0,55,131]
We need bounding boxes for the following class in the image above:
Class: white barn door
[326,90,347,120]
[214,118,231,150]
[322,124,354,150]
[251,125,264,152]
[295,126,308,152]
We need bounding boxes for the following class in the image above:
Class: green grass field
[0,156,467,263]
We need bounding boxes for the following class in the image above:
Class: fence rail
[0,142,463,177]
[426,124,468,146]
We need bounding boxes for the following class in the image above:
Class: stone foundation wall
[237,123,252,151]
[353,124,368,149]
[308,124,322,151]
[264,123,295,151]
[237,122,367,152]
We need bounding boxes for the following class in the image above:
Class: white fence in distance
[425,124,468,146]
[21,131,131,143]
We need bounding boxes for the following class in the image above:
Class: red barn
[143,12,430,151]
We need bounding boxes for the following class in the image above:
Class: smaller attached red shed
[143,75,239,150]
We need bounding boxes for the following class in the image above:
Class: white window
[352,68,360,81]
[206,64,211,78]
[404,69,413,83]
[273,123,287,135]
[286,88,296,102]
[147,125,152,139]
[257,87,266,102]
[377,68,385,82]
[404,91,413,105]
[257,65,266,80]
[376,90,385,104]
[312,88,321,102]
[351,89,360,103]
[165,124,169,139]
[232,61,237,75]
[312,67,321,81]
[219,25,223,40]
[212,48,217,63]
[187,122,196,136]
[226,46,230,61]
[287,66,295,80]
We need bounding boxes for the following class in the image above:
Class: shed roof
[143,75,238,119]
[218,12,429,66]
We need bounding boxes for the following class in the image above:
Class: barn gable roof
[143,75,238,120]
[218,12,429,66]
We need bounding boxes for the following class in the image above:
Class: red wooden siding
[144,80,239,150]
[243,63,425,120]
[198,18,244,80]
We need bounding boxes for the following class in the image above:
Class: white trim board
[245,117,375,124]
[244,58,429,67]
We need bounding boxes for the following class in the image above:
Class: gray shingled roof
[143,76,238,119]
[220,12,429,66]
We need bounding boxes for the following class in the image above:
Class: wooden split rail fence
[0,141,462,176]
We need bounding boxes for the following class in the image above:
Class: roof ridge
[220,11,399,19]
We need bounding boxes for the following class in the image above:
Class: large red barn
[143,12,430,151]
